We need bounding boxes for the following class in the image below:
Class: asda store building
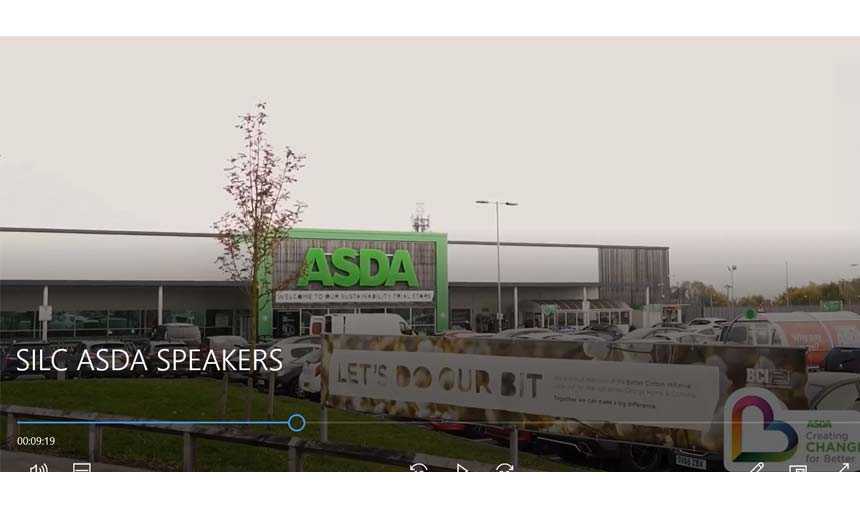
[0,227,669,340]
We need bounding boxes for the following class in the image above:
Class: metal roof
[0,226,670,250]
[449,282,599,288]
[0,280,241,288]
[519,299,631,311]
[742,311,860,322]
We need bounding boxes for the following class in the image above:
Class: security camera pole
[476,200,518,332]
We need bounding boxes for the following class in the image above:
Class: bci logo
[745,368,791,388]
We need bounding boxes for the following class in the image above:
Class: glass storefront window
[108,310,144,336]
[164,310,202,326]
[0,311,36,339]
[450,309,471,330]
[143,310,159,333]
[205,309,234,337]
[71,310,108,337]
[328,308,357,314]
[387,307,411,324]
[358,308,386,314]
[412,307,435,335]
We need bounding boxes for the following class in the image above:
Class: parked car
[619,327,686,341]
[200,335,248,378]
[494,328,553,339]
[571,330,616,341]
[806,371,860,411]
[143,341,197,377]
[443,329,479,338]
[516,331,570,340]
[66,341,141,378]
[256,342,321,386]
[694,327,720,340]
[0,341,56,380]
[650,322,687,329]
[579,323,625,340]
[276,347,321,397]
[298,354,322,400]
[685,318,727,330]
[149,323,201,348]
[822,347,860,373]
[549,334,609,342]
[651,332,713,345]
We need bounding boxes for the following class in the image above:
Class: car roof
[281,343,319,351]
[807,371,860,386]
[495,328,551,337]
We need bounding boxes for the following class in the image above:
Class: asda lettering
[296,248,419,288]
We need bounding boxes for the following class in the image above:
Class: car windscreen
[297,350,321,364]
[167,327,199,339]
[87,344,129,353]
[9,344,50,356]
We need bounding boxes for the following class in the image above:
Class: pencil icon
[750,462,764,472]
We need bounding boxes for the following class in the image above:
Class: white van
[310,313,413,336]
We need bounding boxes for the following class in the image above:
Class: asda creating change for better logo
[297,248,419,288]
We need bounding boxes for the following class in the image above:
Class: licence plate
[675,454,707,470]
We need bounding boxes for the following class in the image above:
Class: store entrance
[273,306,436,336]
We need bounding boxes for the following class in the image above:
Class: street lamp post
[727,265,737,305]
[476,200,518,332]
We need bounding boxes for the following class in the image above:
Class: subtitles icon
[789,465,808,472]
[73,463,91,472]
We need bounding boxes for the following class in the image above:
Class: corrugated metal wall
[598,247,670,306]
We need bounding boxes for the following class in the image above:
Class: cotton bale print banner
[321,335,808,453]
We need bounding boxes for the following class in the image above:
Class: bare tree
[214,102,306,422]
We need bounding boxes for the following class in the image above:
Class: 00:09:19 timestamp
[17,436,56,446]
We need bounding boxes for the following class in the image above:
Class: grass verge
[0,378,582,472]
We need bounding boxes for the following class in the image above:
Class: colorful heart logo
[731,395,798,462]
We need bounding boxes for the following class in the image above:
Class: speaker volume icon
[29,463,49,472]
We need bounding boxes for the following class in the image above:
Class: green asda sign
[297,247,419,288]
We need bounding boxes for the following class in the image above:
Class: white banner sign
[328,349,719,432]
[276,290,434,304]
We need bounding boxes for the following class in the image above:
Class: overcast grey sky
[1,38,859,295]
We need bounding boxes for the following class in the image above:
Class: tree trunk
[245,273,259,423]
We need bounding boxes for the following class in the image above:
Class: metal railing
[1,405,527,472]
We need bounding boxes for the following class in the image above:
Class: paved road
[0,450,144,472]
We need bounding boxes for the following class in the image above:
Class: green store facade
[263,228,449,337]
